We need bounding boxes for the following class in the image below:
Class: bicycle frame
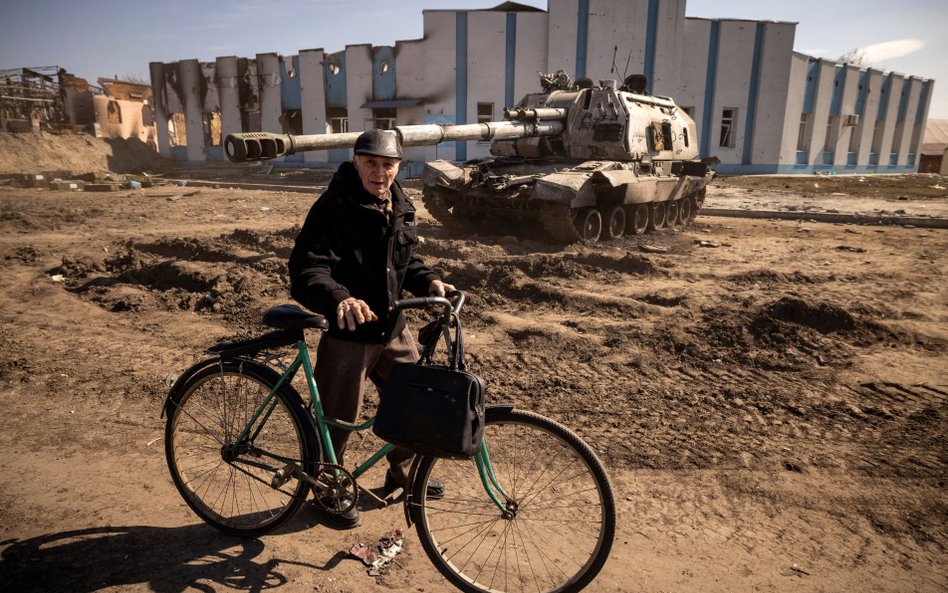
[228,338,511,512]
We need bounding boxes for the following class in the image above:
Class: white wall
[345,44,373,135]
[299,48,328,163]
[778,53,808,164]
[709,21,757,164]
[256,53,282,135]
[394,39,427,163]
[215,57,242,142]
[750,22,795,166]
[466,11,507,160]
[585,0,648,84]
[514,12,549,101]
[652,0,686,96]
[420,10,459,162]
[179,60,206,161]
[678,19,711,146]
[546,0,579,79]
[895,77,922,165]
[855,69,884,165]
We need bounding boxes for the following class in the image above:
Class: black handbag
[373,314,485,458]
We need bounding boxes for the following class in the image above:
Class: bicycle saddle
[263,304,329,331]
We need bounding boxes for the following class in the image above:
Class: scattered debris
[789,564,810,576]
[695,240,720,248]
[349,529,404,576]
[835,245,867,253]
[260,206,272,212]
[639,244,670,253]
[49,274,64,282]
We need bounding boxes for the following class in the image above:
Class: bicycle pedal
[271,464,296,488]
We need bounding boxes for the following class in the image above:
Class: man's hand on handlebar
[428,279,457,299]
[336,297,378,331]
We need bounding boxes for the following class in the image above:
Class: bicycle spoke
[415,410,616,593]
[167,364,314,536]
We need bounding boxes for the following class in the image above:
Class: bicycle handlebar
[392,290,464,321]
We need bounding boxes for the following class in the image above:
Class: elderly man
[288,129,453,529]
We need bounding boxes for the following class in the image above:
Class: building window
[719,108,736,148]
[327,107,348,134]
[797,113,809,151]
[282,110,302,135]
[169,112,187,147]
[477,102,494,124]
[204,111,222,146]
[107,101,122,124]
[367,107,396,130]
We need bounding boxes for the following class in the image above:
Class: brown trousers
[314,328,419,485]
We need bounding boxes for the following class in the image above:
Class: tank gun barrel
[224,118,565,163]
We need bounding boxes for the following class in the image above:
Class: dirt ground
[0,135,946,593]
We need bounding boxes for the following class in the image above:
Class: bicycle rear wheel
[411,409,616,593]
[165,359,318,536]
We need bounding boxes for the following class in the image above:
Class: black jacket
[288,161,439,343]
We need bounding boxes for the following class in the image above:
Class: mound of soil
[0,131,172,175]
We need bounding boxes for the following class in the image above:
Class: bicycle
[163,290,617,593]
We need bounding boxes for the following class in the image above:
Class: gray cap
[354,129,403,159]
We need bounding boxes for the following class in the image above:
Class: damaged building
[1,66,157,146]
[148,0,934,175]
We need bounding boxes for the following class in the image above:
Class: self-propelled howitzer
[224,71,716,242]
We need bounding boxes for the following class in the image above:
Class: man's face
[354,155,400,197]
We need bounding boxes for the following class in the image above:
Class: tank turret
[224,70,716,243]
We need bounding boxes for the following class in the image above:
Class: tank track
[421,188,453,225]
[539,203,581,242]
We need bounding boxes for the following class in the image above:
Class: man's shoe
[384,472,444,500]
[313,497,360,529]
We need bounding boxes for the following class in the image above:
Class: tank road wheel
[539,203,582,243]
[679,196,694,226]
[575,208,603,242]
[648,202,667,232]
[603,206,626,240]
[627,203,650,235]
[666,201,680,229]
[421,189,453,225]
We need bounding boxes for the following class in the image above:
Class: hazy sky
[2,0,945,116]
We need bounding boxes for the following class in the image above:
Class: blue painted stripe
[505,13,517,108]
[576,0,589,78]
[854,70,870,116]
[802,59,820,114]
[644,0,659,93]
[741,23,765,165]
[280,55,302,110]
[829,66,846,117]
[456,12,468,161]
[915,80,931,124]
[372,47,396,101]
[700,21,720,158]
[324,52,347,109]
[896,79,910,122]
[877,75,892,120]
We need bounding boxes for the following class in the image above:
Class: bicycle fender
[161,356,260,418]
[402,403,516,527]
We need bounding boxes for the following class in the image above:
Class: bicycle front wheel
[411,408,617,593]
[165,359,319,536]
